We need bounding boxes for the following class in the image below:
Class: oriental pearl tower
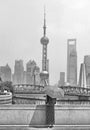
[40,8,49,87]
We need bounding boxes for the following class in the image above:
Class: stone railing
[0,104,90,129]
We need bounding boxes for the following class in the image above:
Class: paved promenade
[0,126,51,130]
[0,126,90,130]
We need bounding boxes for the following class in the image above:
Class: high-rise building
[59,72,65,86]
[34,66,40,85]
[78,63,86,88]
[84,55,90,87]
[26,60,36,84]
[67,39,77,85]
[23,71,26,84]
[40,8,49,86]
[13,60,24,84]
[0,64,12,82]
[26,60,40,85]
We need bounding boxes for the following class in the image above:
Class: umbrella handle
[44,79,48,86]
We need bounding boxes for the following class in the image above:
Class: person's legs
[46,103,54,127]
[49,104,54,127]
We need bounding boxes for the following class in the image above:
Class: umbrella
[43,85,64,99]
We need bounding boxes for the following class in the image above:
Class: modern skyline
[0,0,90,84]
[12,59,40,85]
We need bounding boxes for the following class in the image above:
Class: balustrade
[13,84,90,97]
[60,86,90,97]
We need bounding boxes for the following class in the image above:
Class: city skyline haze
[0,0,90,84]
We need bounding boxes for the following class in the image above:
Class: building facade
[78,63,87,88]
[84,55,90,87]
[67,39,77,86]
[23,71,26,84]
[59,72,65,86]
[0,64,12,82]
[13,60,24,84]
[26,60,40,85]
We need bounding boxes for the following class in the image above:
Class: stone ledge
[0,104,46,110]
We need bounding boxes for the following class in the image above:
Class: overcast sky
[0,0,90,84]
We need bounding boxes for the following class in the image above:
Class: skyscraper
[23,71,26,84]
[13,60,24,84]
[78,63,86,88]
[0,64,12,82]
[33,66,40,85]
[40,8,49,86]
[67,39,77,85]
[26,60,40,85]
[26,60,36,84]
[59,72,65,86]
[84,55,90,87]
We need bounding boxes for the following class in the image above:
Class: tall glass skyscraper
[84,55,90,87]
[67,39,77,85]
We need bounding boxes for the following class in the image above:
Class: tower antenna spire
[40,6,49,86]
[43,5,46,36]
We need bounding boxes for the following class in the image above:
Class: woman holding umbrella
[44,85,64,128]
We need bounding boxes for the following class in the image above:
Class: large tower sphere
[41,36,49,45]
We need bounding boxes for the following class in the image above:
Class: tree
[0,81,14,94]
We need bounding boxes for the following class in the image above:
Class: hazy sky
[0,0,90,84]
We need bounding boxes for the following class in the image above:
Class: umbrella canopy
[43,85,64,99]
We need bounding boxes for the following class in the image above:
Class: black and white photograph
[0,0,90,130]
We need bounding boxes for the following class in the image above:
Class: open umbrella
[43,85,64,99]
